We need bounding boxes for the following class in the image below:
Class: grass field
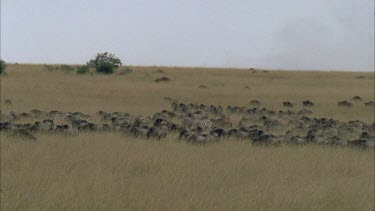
[1,64,374,210]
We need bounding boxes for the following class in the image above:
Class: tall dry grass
[1,134,374,211]
[0,64,374,210]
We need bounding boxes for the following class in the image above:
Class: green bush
[96,62,114,74]
[76,65,90,75]
[87,52,122,74]
[0,59,6,75]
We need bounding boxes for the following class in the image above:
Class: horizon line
[5,62,374,73]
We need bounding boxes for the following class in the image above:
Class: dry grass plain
[1,64,374,210]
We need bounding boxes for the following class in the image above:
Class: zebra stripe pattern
[194,119,213,129]
[74,114,95,122]
[126,116,146,125]
[52,112,72,121]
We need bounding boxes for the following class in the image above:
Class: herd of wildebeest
[1,96,374,148]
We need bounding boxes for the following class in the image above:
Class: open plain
[1,64,374,210]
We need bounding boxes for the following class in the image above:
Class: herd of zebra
[1,97,374,148]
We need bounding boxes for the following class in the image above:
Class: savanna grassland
[1,64,374,210]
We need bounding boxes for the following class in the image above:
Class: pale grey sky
[1,0,374,71]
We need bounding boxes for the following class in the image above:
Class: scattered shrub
[43,64,75,72]
[76,65,90,75]
[43,64,57,71]
[60,65,75,72]
[87,52,122,74]
[0,59,7,75]
[96,62,114,74]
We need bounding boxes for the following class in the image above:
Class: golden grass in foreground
[1,134,374,211]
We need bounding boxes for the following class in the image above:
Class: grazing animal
[198,85,208,89]
[298,109,313,115]
[0,122,13,131]
[212,118,232,128]
[352,96,362,101]
[30,109,47,118]
[210,128,226,138]
[282,101,293,108]
[290,136,306,144]
[226,106,244,113]
[147,127,167,139]
[4,99,12,105]
[71,112,95,122]
[338,101,352,107]
[364,101,375,107]
[349,139,375,148]
[19,112,32,118]
[52,112,72,121]
[126,116,146,126]
[194,119,213,130]
[154,77,170,82]
[36,120,55,132]
[55,124,77,135]
[302,100,314,107]
[163,97,173,102]
[249,100,262,106]
[77,123,96,131]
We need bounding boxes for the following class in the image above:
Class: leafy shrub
[87,52,122,74]
[0,59,6,75]
[60,65,75,72]
[96,62,114,74]
[76,65,90,75]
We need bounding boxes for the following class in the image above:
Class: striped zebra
[126,116,146,126]
[72,113,95,122]
[52,112,72,121]
[193,119,213,130]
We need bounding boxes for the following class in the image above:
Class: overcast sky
[1,0,374,71]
